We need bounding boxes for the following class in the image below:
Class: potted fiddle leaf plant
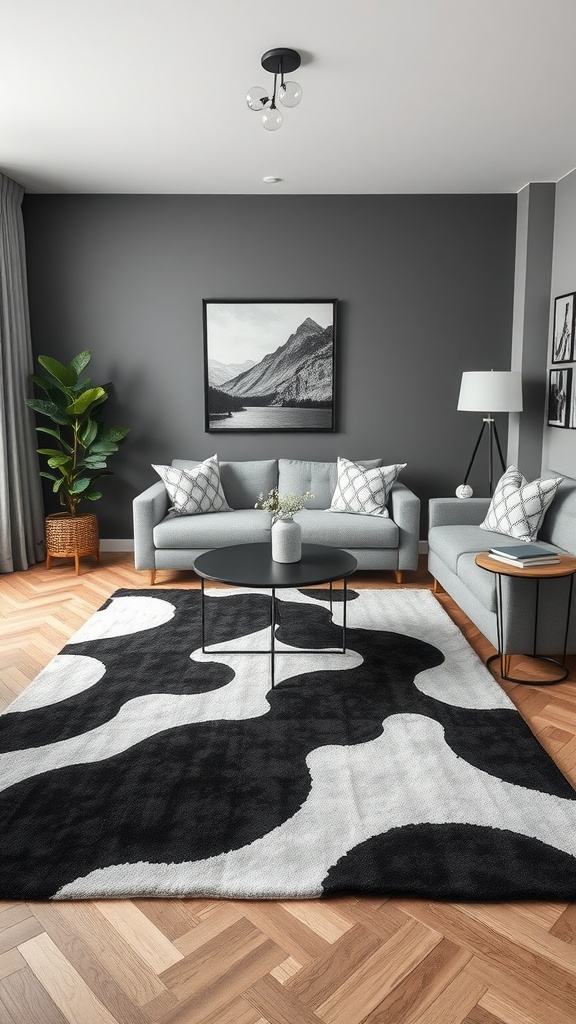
[26,350,130,573]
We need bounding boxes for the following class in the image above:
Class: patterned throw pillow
[329,457,406,517]
[480,466,562,541]
[152,456,230,515]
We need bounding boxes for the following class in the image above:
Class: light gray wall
[542,169,576,476]
[22,195,517,538]
[508,183,555,479]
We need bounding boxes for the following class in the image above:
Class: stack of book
[488,543,560,568]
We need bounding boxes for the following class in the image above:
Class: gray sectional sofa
[133,458,420,583]
[428,474,576,655]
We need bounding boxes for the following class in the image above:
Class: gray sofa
[133,458,420,583]
[428,474,576,656]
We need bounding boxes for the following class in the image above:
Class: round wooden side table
[475,551,576,684]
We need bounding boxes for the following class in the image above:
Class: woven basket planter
[45,512,100,575]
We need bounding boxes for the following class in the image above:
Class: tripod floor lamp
[456,370,523,497]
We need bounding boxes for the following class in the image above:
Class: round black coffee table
[193,543,358,688]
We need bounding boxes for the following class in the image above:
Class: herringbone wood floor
[1,553,576,1024]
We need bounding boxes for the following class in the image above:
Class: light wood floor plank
[18,933,120,1024]
[96,901,184,974]
[316,919,443,1024]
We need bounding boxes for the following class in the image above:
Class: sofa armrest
[390,483,420,570]
[428,497,490,530]
[133,481,169,569]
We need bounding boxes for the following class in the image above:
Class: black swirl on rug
[321,823,576,900]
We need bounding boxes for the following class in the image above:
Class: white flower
[255,488,314,525]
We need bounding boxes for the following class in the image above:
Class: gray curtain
[0,173,45,572]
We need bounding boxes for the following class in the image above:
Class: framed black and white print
[548,368,572,427]
[203,300,337,432]
[552,292,575,363]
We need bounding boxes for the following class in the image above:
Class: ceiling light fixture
[246,48,302,132]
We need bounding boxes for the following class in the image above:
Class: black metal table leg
[330,581,333,619]
[343,578,347,653]
[201,576,205,652]
[270,586,276,688]
[487,571,571,685]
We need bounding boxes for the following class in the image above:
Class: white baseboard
[100,539,134,552]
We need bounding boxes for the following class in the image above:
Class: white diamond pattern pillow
[480,466,562,541]
[329,457,406,517]
[152,456,230,515]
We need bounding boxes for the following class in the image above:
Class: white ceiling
[3,0,576,194]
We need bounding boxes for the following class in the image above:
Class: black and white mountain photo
[203,301,336,431]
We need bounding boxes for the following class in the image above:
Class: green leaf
[81,456,108,469]
[36,426,73,452]
[37,355,77,388]
[68,350,91,377]
[69,477,91,494]
[89,442,117,455]
[80,419,98,447]
[96,424,130,443]
[53,478,65,493]
[26,398,70,426]
[37,447,67,458]
[85,491,102,501]
[71,377,91,393]
[30,374,69,402]
[65,387,106,416]
[39,471,58,482]
[47,455,72,468]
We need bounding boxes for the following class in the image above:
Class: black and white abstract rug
[2,586,576,901]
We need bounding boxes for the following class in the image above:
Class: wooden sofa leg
[394,570,404,584]
[433,578,440,593]
[150,570,156,585]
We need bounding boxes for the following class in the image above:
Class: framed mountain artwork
[203,300,337,432]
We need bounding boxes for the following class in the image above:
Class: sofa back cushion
[278,458,382,509]
[537,475,576,553]
[172,458,278,509]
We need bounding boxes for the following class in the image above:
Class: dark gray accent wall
[22,195,517,538]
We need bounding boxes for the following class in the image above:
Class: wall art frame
[548,367,572,428]
[203,299,337,432]
[552,292,576,364]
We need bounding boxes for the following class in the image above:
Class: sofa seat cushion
[295,509,399,548]
[428,524,534,575]
[153,509,272,549]
[456,552,498,612]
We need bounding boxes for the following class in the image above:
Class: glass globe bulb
[246,86,269,111]
[261,106,283,131]
[279,80,302,107]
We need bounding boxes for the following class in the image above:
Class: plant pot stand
[45,512,100,575]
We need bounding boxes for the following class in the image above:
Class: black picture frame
[548,368,572,427]
[552,292,575,363]
[203,300,337,432]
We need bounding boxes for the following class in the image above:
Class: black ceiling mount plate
[261,48,301,75]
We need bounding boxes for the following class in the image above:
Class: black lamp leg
[463,420,487,486]
[463,417,507,496]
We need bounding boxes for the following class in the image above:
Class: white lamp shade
[457,371,523,412]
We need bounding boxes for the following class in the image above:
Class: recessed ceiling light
[263,176,282,183]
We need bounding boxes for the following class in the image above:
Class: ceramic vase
[271,516,302,563]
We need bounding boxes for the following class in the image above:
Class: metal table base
[200,579,349,688]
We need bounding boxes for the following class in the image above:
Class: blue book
[489,542,556,560]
